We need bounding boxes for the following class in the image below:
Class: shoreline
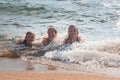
[0,57,120,78]
[0,71,119,80]
[0,57,52,71]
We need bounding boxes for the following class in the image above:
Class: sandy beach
[0,71,119,80]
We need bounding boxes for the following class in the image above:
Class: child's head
[47,26,57,40]
[24,31,35,44]
[68,25,79,38]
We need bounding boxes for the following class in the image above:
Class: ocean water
[0,0,120,78]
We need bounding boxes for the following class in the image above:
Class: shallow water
[0,0,120,78]
[0,57,59,71]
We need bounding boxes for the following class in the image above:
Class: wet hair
[23,31,35,44]
[68,25,79,34]
[64,25,80,44]
[47,26,57,34]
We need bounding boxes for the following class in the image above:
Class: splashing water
[0,0,120,78]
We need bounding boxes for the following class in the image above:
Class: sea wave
[19,39,120,67]
[0,2,48,13]
[21,39,120,77]
[0,33,120,77]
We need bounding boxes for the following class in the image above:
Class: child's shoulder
[42,36,48,42]
[41,36,49,46]
[79,35,86,42]
[16,39,24,44]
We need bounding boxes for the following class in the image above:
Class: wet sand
[0,71,119,80]
[0,58,119,80]
[0,58,57,71]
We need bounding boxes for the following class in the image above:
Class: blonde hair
[68,25,79,34]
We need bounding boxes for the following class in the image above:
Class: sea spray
[43,39,120,77]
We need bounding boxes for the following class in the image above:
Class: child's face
[68,26,78,38]
[25,33,35,43]
[48,29,57,40]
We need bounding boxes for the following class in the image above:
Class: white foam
[43,39,120,77]
[114,18,120,30]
